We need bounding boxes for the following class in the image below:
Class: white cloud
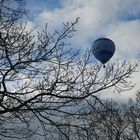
[28,0,140,100]
[106,20,140,59]
[32,0,140,52]
[117,0,140,18]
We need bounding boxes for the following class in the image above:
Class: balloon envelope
[92,38,115,64]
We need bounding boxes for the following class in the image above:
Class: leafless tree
[0,1,140,139]
[73,92,140,140]
[122,92,140,140]
[94,100,128,140]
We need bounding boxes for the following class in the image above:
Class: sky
[26,0,140,101]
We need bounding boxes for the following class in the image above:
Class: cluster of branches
[0,0,139,139]
[58,92,140,140]
[0,0,26,22]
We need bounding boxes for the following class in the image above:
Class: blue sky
[26,0,61,19]
[25,0,140,101]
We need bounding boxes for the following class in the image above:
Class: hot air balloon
[92,38,115,68]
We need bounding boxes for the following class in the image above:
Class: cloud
[106,20,140,59]
[117,0,140,19]
[32,0,140,52]
[31,0,118,52]
[27,0,140,100]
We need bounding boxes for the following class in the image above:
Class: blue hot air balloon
[92,38,115,67]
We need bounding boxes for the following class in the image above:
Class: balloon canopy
[92,38,115,64]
